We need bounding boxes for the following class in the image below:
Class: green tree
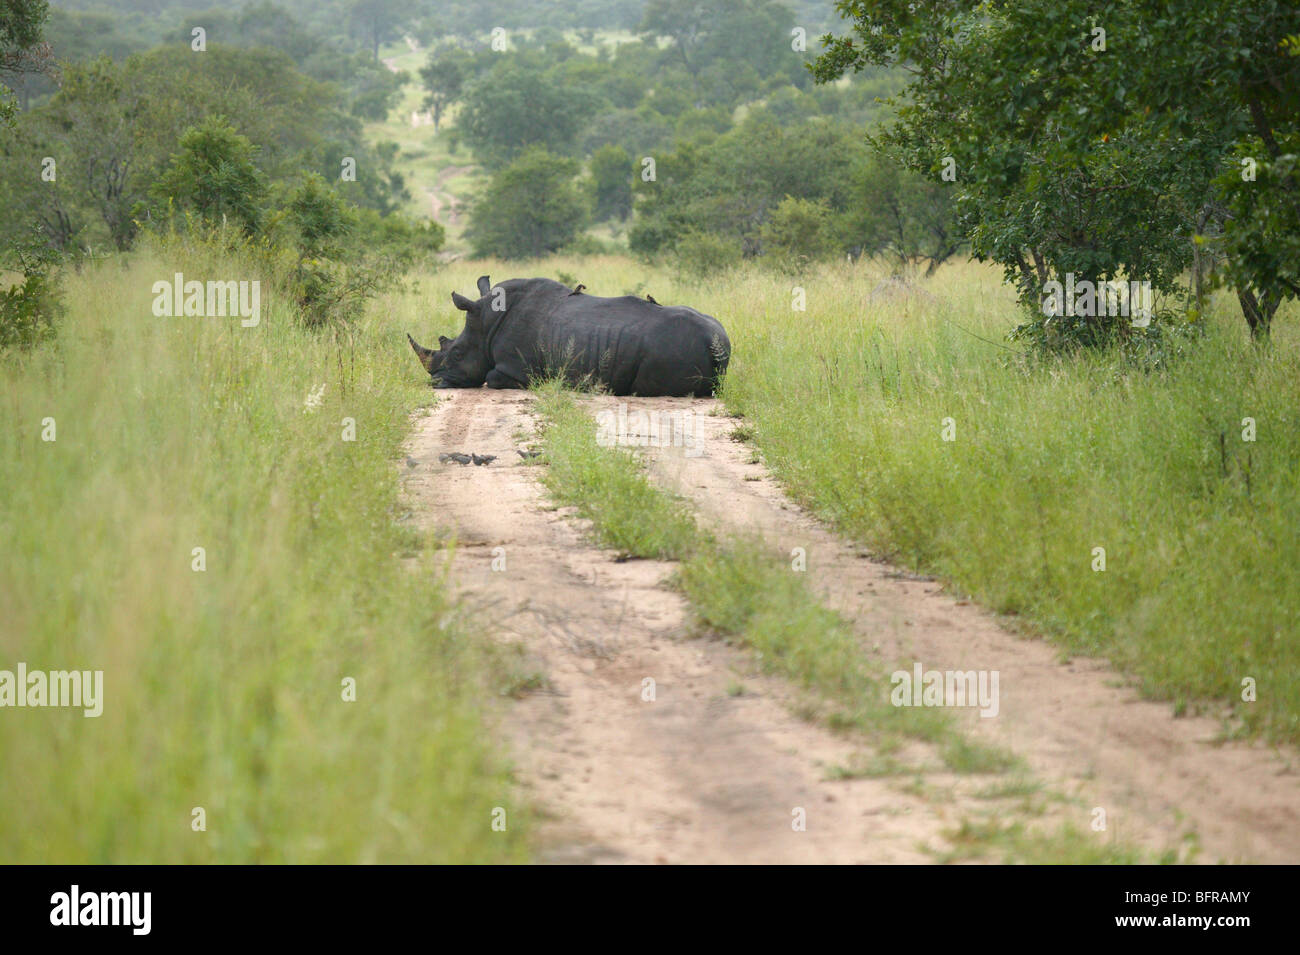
[0,231,61,351]
[458,58,603,168]
[813,0,1300,341]
[349,0,414,64]
[640,0,803,92]
[630,116,857,258]
[288,172,354,258]
[840,152,960,276]
[345,57,406,121]
[588,144,634,222]
[286,173,357,329]
[639,0,710,77]
[418,47,469,131]
[0,0,51,123]
[0,55,142,252]
[151,116,268,234]
[1149,4,1300,337]
[761,196,837,271]
[466,147,588,259]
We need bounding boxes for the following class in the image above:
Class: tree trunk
[1237,288,1278,340]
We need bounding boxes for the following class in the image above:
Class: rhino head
[407,333,454,375]
[408,275,497,388]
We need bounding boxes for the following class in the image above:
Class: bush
[587,143,634,222]
[466,148,588,259]
[150,116,269,236]
[1009,284,1196,362]
[0,239,62,352]
[760,196,838,273]
[672,230,742,279]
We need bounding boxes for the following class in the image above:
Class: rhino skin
[407,276,730,397]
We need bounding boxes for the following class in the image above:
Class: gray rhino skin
[408,276,730,397]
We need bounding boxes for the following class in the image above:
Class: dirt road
[426,165,473,226]
[402,389,1300,864]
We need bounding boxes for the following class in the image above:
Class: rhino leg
[485,367,526,389]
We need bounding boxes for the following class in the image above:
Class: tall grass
[714,262,1300,744]
[0,238,528,862]
[397,254,1300,743]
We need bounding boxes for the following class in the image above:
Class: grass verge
[714,263,1300,743]
[0,238,527,862]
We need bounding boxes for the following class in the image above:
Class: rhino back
[497,294,727,395]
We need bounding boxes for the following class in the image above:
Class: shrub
[0,238,62,352]
[672,230,742,279]
[760,196,838,273]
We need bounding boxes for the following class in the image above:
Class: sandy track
[427,165,473,226]
[401,390,983,863]
[597,395,1300,864]
[401,389,1300,863]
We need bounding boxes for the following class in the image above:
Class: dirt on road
[401,389,1300,864]
[426,165,473,226]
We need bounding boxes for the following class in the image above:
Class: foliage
[0,232,61,351]
[0,0,51,124]
[812,0,1300,341]
[466,147,589,259]
[631,115,947,263]
[760,196,838,272]
[0,46,412,256]
[587,143,634,222]
[151,116,269,235]
[672,229,743,278]
[839,151,960,275]
[457,55,605,168]
[418,46,470,130]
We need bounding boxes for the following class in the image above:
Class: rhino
[407,276,730,397]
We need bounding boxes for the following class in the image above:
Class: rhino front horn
[407,333,436,374]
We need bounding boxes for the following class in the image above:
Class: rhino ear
[477,275,491,296]
[452,291,476,311]
[439,335,453,348]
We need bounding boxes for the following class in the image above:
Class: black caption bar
[0,865,1284,943]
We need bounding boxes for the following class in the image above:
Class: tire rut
[402,390,981,864]
[592,394,1300,864]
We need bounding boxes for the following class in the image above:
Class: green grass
[934,820,1153,864]
[532,387,1020,773]
[533,382,700,560]
[710,261,1300,744]
[0,237,529,862]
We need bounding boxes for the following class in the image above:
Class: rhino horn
[407,333,438,374]
[452,291,476,311]
[477,275,492,296]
